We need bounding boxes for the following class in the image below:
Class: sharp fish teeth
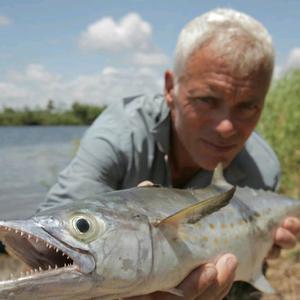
[46,243,52,249]
[55,248,59,253]
[20,232,24,237]
[39,267,42,272]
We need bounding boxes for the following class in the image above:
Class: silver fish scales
[0,165,299,299]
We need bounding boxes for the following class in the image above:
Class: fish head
[0,201,153,299]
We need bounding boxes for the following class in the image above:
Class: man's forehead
[180,67,270,102]
[183,41,272,82]
[183,70,269,92]
[185,81,265,103]
[181,52,270,95]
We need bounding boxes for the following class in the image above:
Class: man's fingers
[197,254,238,300]
[137,181,155,187]
[124,265,217,300]
[275,227,297,249]
[282,217,300,236]
[269,217,300,258]
[177,263,217,299]
[122,255,237,300]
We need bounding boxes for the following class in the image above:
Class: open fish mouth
[0,220,95,283]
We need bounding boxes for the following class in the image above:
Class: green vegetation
[0,71,299,197]
[0,101,105,126]
[258,69,300,198]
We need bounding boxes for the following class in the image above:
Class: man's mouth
[200,138,237,152]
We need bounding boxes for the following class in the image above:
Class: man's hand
[137,181,155,187]
[122,253,238,300]
[269,216,300,258]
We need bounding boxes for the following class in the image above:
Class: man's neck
[168,128,201,188]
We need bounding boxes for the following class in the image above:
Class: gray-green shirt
[42,94,280,209]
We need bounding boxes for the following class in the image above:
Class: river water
[0,126,88,219]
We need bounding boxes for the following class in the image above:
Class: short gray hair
[173,8,274,83]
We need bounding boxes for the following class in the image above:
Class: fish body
[0,169,299,299]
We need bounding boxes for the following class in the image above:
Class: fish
[0,165,299,300]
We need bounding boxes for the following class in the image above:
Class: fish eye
[69,213,104,242]
[75,218,90,233]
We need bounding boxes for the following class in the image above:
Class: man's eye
[200,97,213,103]
[192,97,215,104]
[241,102,258,111]
[237,102,260,119]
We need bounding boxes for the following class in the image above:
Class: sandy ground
[0,250,299,299]
[261,248,300,300]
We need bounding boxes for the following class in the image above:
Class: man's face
[165,44,271,171]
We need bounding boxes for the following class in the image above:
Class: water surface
[0,126,88,219]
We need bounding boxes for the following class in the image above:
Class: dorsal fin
[211,163,232,189]
[153,186,235,227]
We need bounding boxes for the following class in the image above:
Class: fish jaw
[0,211,156,300]
[0,219,96,299]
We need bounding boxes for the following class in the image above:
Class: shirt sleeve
[232,132,281,192]
[38,106,128,211]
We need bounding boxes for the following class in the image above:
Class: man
[42,8,300,300]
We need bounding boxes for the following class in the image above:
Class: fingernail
[287,218,299,228]
[225,256,238,271]
[286,218,294,226]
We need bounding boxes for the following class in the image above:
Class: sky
[0,0,300,109]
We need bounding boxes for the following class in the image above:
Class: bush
[257,69,300,198]
[0,102,105,126]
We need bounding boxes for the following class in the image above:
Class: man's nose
[215,119,237,138]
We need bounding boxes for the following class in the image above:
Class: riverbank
[0,102,105,126]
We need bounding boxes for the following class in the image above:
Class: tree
[46,99,55,112]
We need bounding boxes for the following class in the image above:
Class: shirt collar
[150,96,247,187]
[185,153,247,188]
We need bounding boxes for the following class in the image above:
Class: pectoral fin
[251,273,276,294]
[211,163,233,189]
[153,186,235,227]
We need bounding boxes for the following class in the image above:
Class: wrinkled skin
[125,41,300,300]
[165,43,270,176]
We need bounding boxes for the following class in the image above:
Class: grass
[257,69,300,199]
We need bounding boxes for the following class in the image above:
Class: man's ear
[164,70,175,109]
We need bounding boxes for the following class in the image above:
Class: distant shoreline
[0,101,105,126]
